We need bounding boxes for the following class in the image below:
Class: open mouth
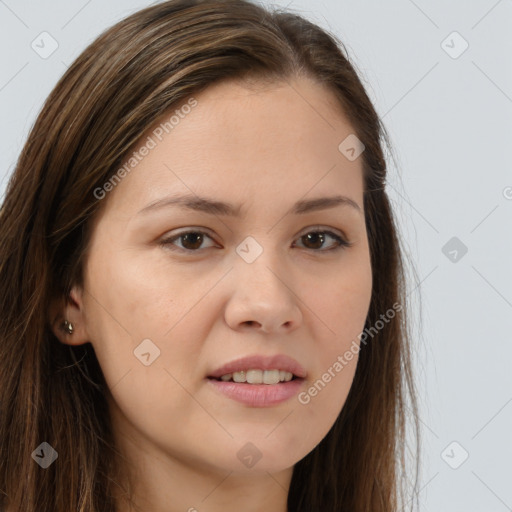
[206,367,305,406]
[207,369,300,385]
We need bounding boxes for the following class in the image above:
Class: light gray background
[1,0,511,510]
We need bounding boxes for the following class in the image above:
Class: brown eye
[301,232,326,250]
[160,230,216,252]
[160,228,351,254]
[294,230,351,252]
[179,232,204,250]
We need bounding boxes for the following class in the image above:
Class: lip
[207,378,304,407]
[206,354,307,408]
[207,354,307,380]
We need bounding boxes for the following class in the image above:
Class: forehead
[100,76,365,220]
[181,76,352,148]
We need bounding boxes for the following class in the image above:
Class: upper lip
[208,354,307,379]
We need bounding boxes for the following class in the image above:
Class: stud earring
[62,319,74,335]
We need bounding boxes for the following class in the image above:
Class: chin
[209,435,312,475]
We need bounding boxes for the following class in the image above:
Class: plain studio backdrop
[0,1,511,510]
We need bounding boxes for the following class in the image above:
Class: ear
[48,285,89,346]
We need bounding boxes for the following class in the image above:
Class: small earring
[62,320,74,335]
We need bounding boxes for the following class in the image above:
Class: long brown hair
[0,1,421,510]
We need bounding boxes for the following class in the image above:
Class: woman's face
[63,77,372,478]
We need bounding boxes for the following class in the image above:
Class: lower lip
[206,378,304,407]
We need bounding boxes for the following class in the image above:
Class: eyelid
[297,224,347,240]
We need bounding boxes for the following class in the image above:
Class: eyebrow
[137,193,362,217]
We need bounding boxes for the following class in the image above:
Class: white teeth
[281,370,293,382]
[246,369,263,384]
[263,369,280,384]
[232,372,245,383]
[219,369,294,384]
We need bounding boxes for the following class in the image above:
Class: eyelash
[159,227,353,254]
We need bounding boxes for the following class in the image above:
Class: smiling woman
[0,1,421,511]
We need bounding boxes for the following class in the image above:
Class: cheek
[309,254,372,346]
[82,248,209,395]
[83,248,179,343]
[297,292,366,441]
[82,253,207,451]
[299,255,371,422]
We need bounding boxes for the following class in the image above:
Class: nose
[224,254,303,334]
